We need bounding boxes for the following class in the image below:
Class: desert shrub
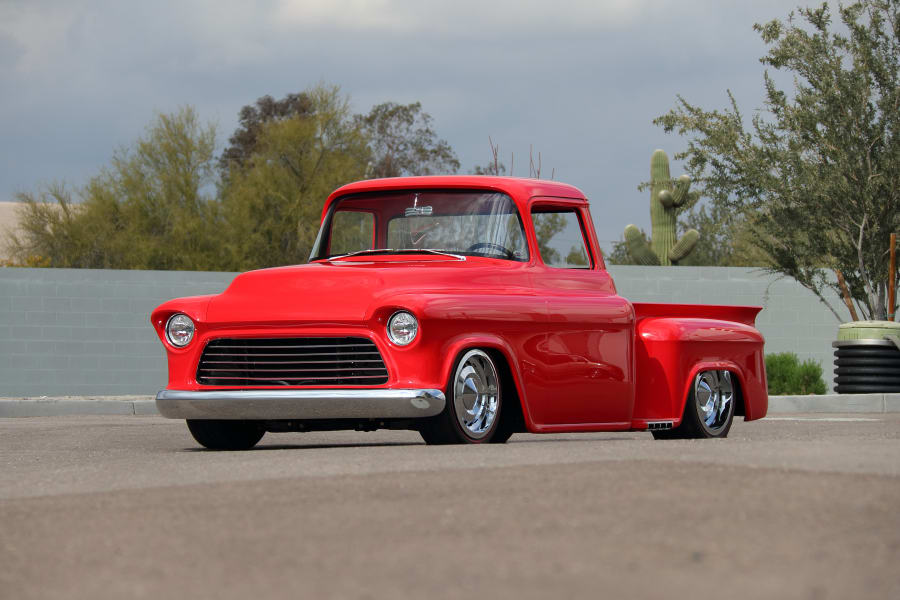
[765,352,827,395]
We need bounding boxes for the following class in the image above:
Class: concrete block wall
[0,268,236,397]
[1,266,846,397]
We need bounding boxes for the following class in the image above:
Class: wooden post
[835,269,859,322]
[889,233,896,321]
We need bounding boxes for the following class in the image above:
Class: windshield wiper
[326,249,466,261]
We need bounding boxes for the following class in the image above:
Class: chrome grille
[196,337,389,386]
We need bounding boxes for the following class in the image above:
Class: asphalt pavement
[1,415,898,599]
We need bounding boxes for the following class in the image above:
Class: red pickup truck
[152,176,767,449]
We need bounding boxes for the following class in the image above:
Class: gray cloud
[1,0,798,253]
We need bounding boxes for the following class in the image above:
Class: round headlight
[387,311,418,346]
[165,313,195,348]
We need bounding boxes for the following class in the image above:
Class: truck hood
[205,257,528,325]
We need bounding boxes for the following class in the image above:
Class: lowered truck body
[152,176,766,448]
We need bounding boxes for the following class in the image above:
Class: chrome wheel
[695,370,734,435]
[452,349,500,439]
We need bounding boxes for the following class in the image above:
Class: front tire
[652,370,735,440]
[186,419,265,450]
[420,349,502,444]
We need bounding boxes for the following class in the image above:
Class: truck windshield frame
[309,190,530,262]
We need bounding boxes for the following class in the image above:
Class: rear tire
[186,420,265,450]
[652,370,735,440]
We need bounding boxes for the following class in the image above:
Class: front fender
[150,295,217,387]
[150,295,217,347]
[438,333,537,432]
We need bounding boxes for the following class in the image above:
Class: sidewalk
[1,393,898,418]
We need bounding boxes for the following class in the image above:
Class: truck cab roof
[323,175,588,220]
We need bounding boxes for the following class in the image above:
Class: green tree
[532,212,566,263]
[355,101,460,178]
[565,245,589,266]
[676,206,773,267]
[9,107,222,270]
[219,92,314,175]
[220,84,370,269]
[9,86,464,272]
[472,161,507,176]
[655,0,900,320]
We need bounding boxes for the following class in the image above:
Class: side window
[532,209,591,268]
[329,211,374,255]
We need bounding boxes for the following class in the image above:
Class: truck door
[528,203,635,427]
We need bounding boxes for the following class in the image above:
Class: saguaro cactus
[624,149,699,266]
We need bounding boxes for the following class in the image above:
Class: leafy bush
[765,352,827,395]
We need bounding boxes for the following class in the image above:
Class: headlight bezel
[165,313,195,348]
[386,310,419,346]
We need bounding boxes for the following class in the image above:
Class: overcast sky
[1,0,799,253]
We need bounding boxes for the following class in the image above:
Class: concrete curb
[767,393,900,414]
[0,396,156,418]
[1,393,899,418]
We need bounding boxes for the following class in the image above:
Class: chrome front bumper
[156,388,446,420]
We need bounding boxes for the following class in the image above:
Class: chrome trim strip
[326,249,466,261]
[156,388,445,420]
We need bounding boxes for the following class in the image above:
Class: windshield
[309,190,529,261]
